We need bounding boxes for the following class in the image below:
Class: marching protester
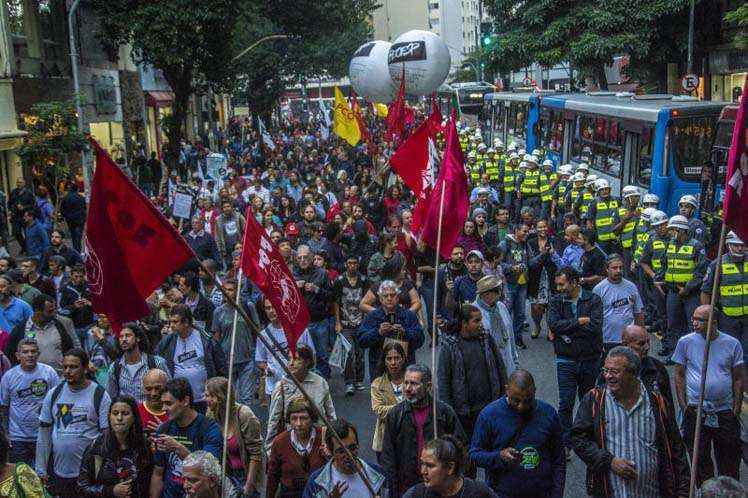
[370,342,407,457]
[107,322,169,402]
[619,324,675,414]
[138,368,170,438]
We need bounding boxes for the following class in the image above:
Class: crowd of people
[0,106,743,498]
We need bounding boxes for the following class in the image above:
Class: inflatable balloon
[387,30,451,96]
[349,41,397,103]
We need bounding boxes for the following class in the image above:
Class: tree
[90,0,245,168]
[18,100,87,197]
[725,4,748,49]
[483,0,693,90]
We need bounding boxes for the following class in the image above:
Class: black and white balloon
[387,30,451,96]
[349,41,397,103]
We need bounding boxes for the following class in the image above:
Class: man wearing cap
[467,151,481,185]
[472,208,490,240]
[679,194,708,245]
[473,275,518,376]
[453,250,486,306]
[584,178,621,255]
[654,215,708,361]
[613,185,642,276]
[701,231,748,350]
[574,174,597,220]
[539,159,558,218]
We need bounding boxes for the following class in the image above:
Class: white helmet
[559,164,574,176]
[542,159,554,168]
[467,151,477,159]
[487,147,496,154]
[509,152,519,160]
[493,139,503,148]
[518,161,528,170]
[531,149,542,157]
[577,163,590,172]
[477,143,487,151]
[667,214,690,231]
[595,178,610,191]
[726,231,744,245]
[642,193,660,206]
[679,194,698,209]
[585,174,598,187]
[518,148,527,157]
[641,207,656,223]
[507,142,517,151]
[622,185,640,199]
[649,210,668,227]
[571,172,585,182]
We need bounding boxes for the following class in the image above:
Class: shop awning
[146,91,174,107]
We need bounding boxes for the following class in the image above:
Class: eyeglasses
[602,367,624,376]
[333,443,358,455]
[691,317,708,323]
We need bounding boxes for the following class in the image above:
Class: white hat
[509,152,519,160]
[643,193,660,205]
[679,194,698,209]
[542,159,553,167]
[467,151,477,159]
[622,185,640,199]
[641,207,656,223]
[571,172,585,182]
[577,163,590,172]
[487,147,496,154]
[494,139,504,147]
[584,174,598,187]
[559,164,573,176]
[519,161,528,169]
[726,231,744,245]
[531,149,542,157]
[595,178,610,191]
[477,143,487,151]
[649,210,668,227]
[518,148,527,156]
[667,214,690,231]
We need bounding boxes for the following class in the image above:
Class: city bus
[450,82,496,117]
[484,90,557,153]
[537,92,727,214]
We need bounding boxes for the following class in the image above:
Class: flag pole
[220,268,243,487]
[197,260,378,496]
[430,183,447,438]
[687,221,727,498]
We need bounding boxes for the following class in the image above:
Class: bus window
[492,103,506,142]
[507,102,528,142]
[633,126,654,188]
[572,115,622,176]
[671,116,717,182]
[540,109,564,154]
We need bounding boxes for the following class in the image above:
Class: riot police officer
[584,178,620,254]
[654,214,708,361]
[678,194,708,245]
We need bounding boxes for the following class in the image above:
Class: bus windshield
[671,116,717,182]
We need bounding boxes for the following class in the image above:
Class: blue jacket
[470,397,565,498]
[24,220,50,258]
[358,305,424,379]
[302,459,387,498]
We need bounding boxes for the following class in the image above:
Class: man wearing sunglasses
[302,418,387,498]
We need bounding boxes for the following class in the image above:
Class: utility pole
[687,0,695,73]
[68,0,91,196]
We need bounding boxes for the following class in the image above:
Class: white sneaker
[345,384,355,396]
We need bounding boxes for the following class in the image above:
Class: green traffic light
[483,36,492,46]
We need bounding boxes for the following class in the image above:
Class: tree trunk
[162,69,193,176]
[594,64,608,91]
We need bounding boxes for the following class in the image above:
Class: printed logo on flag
[84,237,104,296]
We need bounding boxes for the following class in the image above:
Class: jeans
[556,357,601,447]
[232,361,258,405]
[682,407,741,486]
[505,283,528,343]
[341,328,365,384]
[664,290,700,353]
[308,320,331,378]
[9,440,36,467]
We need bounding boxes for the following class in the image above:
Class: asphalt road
[251,316,748,497]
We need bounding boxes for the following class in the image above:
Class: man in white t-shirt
[255,299,315,397]
[0,337,59,467]
[36,347,111,497]
[302,418,386,498]
[673,304,744,486]
[592,254,644,354]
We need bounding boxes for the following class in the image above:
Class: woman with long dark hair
[77,395,153,497]
[370,342,407,458]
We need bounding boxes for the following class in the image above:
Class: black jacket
[40,244,83,273]
[77,433,153,498]
[437,332,507,417]
[596,355,675,417]
[548,289,603,361]
[59,282,95,329]
[381,400,467,498]
[571,386,690,498]
[292,266,333,322]
[60,191,87,226]
[155,329,227,379]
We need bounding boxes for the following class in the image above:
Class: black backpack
[49,382,106,429]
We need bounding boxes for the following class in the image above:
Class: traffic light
[483,35,492,46]
[480,22,493,47]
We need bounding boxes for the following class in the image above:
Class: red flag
[390,106,442,197]
[239,208,309,355]
[417,111,470,259]
[724,77,748,242]
[386,66,406,140]
[86,140,194,331]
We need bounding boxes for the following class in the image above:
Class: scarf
[475,297,509,347]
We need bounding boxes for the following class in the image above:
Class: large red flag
[86,140,194,331]
[389,105,442,197]
[418,111,470,259]
[239,208,309,355]
[386,66,406,141]
[723,78,748,242]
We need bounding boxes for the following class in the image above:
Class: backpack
[49,382,106,429]
[111,354,158,392]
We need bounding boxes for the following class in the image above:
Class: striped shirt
[604,383,659,498]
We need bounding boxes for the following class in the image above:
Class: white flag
[319,100,331,140]
[258,117,276,150]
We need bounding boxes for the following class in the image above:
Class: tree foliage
[18,100,87,179]
[725,4,748,49]
[483,0,697,90]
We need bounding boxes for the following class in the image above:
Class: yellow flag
[333,87,361,146]
[374,103,389,118]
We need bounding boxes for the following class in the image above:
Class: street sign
[682,74,699,92]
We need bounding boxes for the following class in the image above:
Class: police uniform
[585,196,621,254]
[655,237,707,356]
[518,168,541,217]
[688,216,708,245]
[702,254,748,345]
[501,161,517,214]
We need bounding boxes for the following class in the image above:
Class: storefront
[140,65,174,159]
[709,49,748,102]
